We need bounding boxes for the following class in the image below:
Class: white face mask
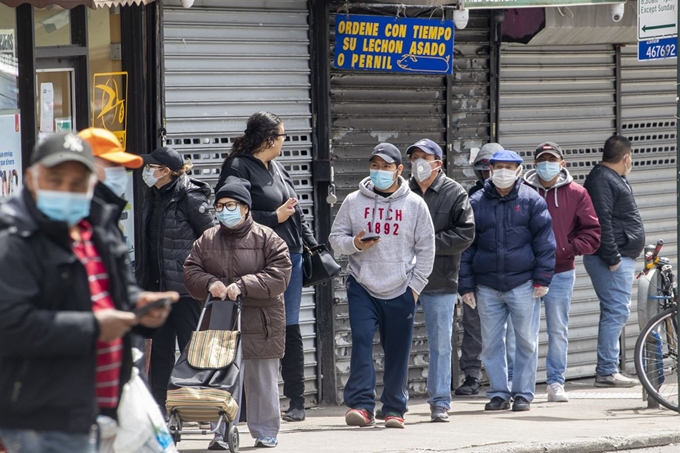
[142,167,159,188]
[412,158,437,183]
[491,166,521,189]
[103,167,128,198]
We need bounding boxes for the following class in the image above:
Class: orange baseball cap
[77,128,143,169]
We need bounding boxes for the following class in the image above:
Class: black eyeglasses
[144,164,163,171]
[275,133,288,140]
[215,201,241,212]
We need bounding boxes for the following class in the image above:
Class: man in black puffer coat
[0,133,176,453]
[583,135,644,388]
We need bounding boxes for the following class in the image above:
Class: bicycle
[633,239,679,411]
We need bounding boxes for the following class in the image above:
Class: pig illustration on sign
[396,54,451,73]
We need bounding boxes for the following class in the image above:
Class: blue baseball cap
[406,139,443,160]
[489,150,523,164]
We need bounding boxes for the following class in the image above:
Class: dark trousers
[460,301,483,379]
[149,296,201,409]
[343,276,416,416]
[281,324,305,410]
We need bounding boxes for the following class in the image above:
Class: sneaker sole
[431,416,450,422]
[454,389,480,396]
[594,381,637,388]
[384,419,405,428]
[345,412,373,427]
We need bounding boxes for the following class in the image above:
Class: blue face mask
[370,169,396,191]
[103,167,128,198]
[36,190,92,226]
[217,208,243,228]
[535,161,562,181]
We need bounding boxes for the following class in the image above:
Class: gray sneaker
[594,373,638,388]
[430,406,450,422]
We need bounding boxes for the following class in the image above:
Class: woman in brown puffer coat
[184,176,291,450]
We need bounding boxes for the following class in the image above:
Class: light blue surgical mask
[535,161,562,181]
[103,167,128,198]
[142,167,159,187]
[36,190,92,226]
[217,209,243,228]
[370,169,396,191]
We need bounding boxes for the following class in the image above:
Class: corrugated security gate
[162,0,320,406]
[329,3,492,402]
[499,43,677,381]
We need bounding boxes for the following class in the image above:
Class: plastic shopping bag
[114,367,178,453]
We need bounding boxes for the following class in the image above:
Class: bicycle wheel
[634,307,679,411]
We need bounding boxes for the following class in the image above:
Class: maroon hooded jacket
[524,168,601,273]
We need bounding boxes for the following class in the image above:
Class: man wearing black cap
[523,142,601,402]
[329,143,435,429]
[406,139,474,422]
[0,133,176,452]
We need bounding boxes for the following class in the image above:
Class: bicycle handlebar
[646,239,664,263]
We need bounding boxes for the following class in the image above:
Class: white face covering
[413,158,435,183]
[491,166,521,189]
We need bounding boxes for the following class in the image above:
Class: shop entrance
[36,63,76,140]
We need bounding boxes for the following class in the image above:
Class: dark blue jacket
[459,179,556,294]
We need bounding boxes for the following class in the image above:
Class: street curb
[458,431,680,453]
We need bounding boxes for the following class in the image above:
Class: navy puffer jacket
[459,178,556,294]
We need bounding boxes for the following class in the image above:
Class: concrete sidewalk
[176,379,680,453]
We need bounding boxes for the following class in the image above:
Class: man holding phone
[329,143,435,429]
[0,133,177,453]
[407,139,475,422]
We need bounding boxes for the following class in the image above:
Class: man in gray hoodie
[329,143,435,430]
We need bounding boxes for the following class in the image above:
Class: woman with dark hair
[136,146,215,411]
[216,112,317,422]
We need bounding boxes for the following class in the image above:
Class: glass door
[36,67,75,141]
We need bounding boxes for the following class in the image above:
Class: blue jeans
[344,276,416,416]
[583,255,637,376]
[476,281,540,402]
[543,269,576,385]
[284,253,303,325]
[420,291,456,409]
[506,317,515,382]
[0,429,95,453]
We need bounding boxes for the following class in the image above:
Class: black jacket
[410,172,475,294]
[216,155,317,254]
[0,188,142,434]
[468,180,484,197]
[136,174,214,294]
[583,164,645,265]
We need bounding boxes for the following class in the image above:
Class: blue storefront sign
[638,37,678,61]
[334,14,455,75]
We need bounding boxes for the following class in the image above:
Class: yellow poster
[92,71,128,149]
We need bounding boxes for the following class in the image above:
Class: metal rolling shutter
[329,4,491,402]
[619,45,677,354]
[162,0,319,405]
[499,44,618,380]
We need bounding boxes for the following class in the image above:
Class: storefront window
[0,4,21,199]
[89,7,122,79]
[34,6,72,47]
[0,4,18,113]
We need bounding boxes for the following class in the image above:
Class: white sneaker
[547,383,569,402]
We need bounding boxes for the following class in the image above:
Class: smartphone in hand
[360,235,381,243]
[133,298,171,318]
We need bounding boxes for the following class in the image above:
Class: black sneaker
[282,407,306,422]
[484,396,510,411]
[455,376,480,395]
[512,396,531,412]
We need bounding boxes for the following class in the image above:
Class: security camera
[454,8,469,30]
[611,3,624,22]
[181,0,195,8]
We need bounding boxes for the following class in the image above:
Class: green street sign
[642,23,676,33]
